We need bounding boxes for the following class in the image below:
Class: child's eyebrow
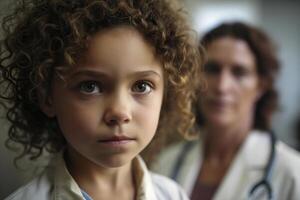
[67,69,162,80]
[67,69,108,80]
[130,70,162,79]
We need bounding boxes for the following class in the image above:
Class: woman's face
[200,37,262,128]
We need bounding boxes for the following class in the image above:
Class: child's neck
[65,149,136,200]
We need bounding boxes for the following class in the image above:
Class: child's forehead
[56,26,164,81]
[77,27,161,66]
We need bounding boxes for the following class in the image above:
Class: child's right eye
[78,81,103,95]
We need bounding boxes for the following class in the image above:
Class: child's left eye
[78,81,102,95]
[132,81,153,94]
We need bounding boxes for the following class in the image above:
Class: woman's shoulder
[150,172,189,200]
[151,140,199,176]
[276,141,300,171]
[151,141,188,176]
[4,169,53,200]
[159,142,189,160]
[272,141,300,198]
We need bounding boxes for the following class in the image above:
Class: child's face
[43,26,164,168]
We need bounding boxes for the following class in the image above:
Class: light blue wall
[261,1,300,147]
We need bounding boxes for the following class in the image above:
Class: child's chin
[97,155,136,168]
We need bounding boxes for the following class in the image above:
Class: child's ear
[38,92,56,118]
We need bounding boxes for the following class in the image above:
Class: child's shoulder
[150,172,189,200]
[4,170,53,200]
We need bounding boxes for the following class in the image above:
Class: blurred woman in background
[154,22,300,200]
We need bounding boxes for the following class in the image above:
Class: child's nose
[104,112,131,126]
[103,94,132,126]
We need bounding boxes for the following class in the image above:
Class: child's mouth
[97,136,135,146]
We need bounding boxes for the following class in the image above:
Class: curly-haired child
[0,0,202,199]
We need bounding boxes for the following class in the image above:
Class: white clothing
[5,153,188,200]
[153,130,300,200]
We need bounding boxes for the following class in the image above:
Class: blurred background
[0,0,300,199]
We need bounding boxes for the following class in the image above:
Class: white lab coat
[5,153,189,200]
[153,130,300,200]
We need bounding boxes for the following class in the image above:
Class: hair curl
[0,0,202,162]
[196,22,280,131]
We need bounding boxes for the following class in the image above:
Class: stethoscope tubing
[248,130,277,200]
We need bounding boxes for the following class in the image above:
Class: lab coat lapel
[179,140,203,196]
[213,131,269,200]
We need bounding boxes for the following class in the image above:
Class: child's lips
[97,135,135,146]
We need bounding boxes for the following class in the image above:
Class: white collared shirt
[5,153,188,200]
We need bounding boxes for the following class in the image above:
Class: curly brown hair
[196,22,280,131]
[0,0,202,162]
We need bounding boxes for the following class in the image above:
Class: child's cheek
[55,100,102,142]
[134,93,163,137]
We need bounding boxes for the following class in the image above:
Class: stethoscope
[170,131,277,200]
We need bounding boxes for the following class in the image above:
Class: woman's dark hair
[197,22,280,131]
[0,0,202,161]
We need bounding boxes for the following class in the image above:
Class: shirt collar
[53,153,83,200]
[132,156,158,200]
[52,153,157,200]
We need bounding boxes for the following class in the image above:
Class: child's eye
[78,81,102,95]
[132,81,153,94]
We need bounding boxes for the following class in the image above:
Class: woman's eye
[132,81,153,94]
[204,61,220,75]
[232,66,252,78]
[78,81,102,94]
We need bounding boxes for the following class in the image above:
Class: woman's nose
[214,71,233,93]
[103,93,132,126]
